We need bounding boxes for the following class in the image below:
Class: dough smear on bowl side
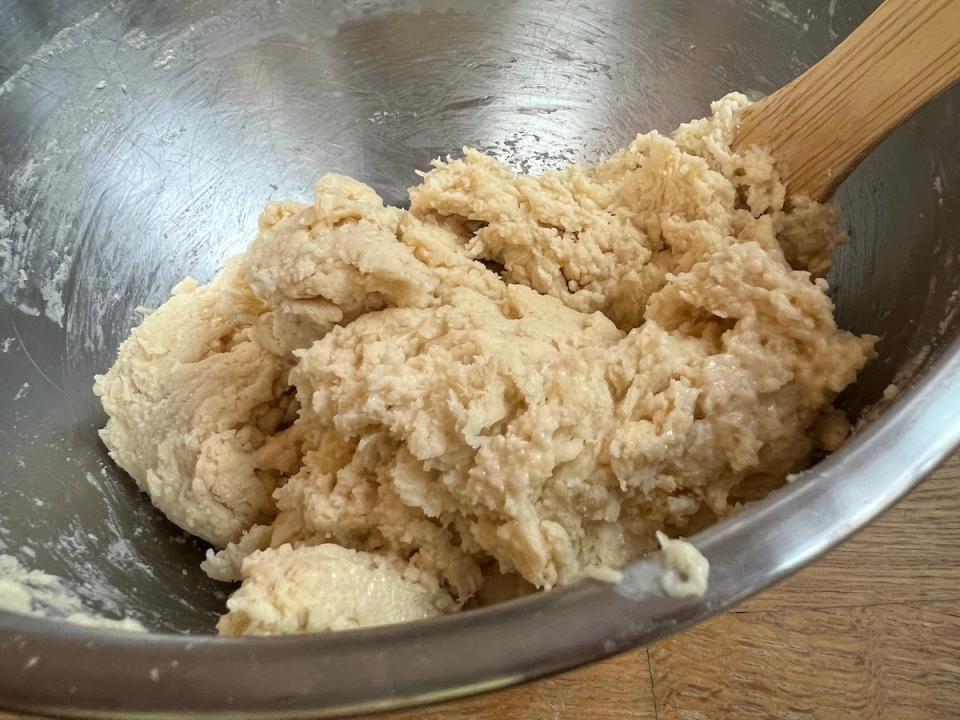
[93,93,877,635]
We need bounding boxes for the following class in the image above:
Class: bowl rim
[2,335,959,719]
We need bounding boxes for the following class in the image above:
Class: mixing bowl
[1,0,959,716]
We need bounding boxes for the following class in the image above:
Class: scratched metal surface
[0,0,958,714]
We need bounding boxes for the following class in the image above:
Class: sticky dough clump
[94,94,876,634]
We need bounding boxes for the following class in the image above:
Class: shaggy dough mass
[94,94,876,634]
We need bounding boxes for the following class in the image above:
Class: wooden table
[4,454,959,720]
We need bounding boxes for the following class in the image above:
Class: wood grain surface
[3,452,958,720]
[734,0,960,200]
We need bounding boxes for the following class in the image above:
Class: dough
[217,544,455,635]
[94,94,876,634]
[655,531,710,599]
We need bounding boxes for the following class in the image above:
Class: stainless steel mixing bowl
[1,0,958,716]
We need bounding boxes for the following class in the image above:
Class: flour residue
[152,48,177,69]
[13,382,29,400]
[123,28,151,50]
[0,554,145,632]
[0,204,41,317]
[39,251,72,326]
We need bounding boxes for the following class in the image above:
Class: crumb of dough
[655,531,709,598]
[94,93,877,634]
[815,409,853,454]
[883,383,899,401]
[218,544,456,635]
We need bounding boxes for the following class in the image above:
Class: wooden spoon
[733,0,960,202]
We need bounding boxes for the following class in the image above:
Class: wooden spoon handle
[734,0,960,202]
